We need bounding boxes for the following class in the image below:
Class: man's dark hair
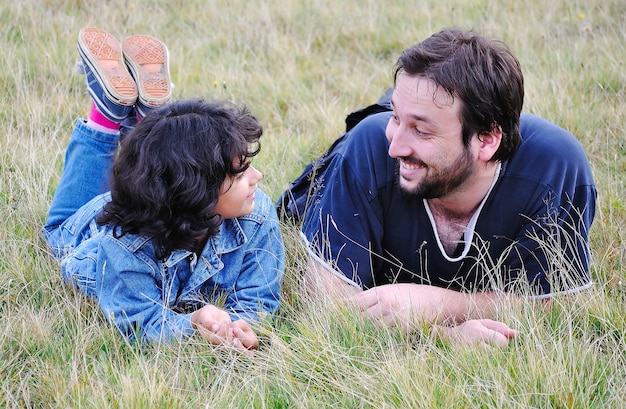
[97,99,262,259]
[394,28,524,161]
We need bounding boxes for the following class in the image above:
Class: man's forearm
[442,288,523,324]
[304,256,524,326]
[304,257,362,298]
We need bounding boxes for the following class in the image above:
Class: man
[279,28,596,347]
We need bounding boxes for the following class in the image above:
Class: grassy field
[2,0,626,407]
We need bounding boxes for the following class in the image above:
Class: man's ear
[477,124,502,162]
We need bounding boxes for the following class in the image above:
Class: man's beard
[396,146,475,199]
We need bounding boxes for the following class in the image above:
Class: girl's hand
[191,306,258,356]
[191,305,233,345]
[230,319,259,355]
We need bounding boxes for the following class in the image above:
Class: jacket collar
[208,217,246,255]
[113,217,247,268]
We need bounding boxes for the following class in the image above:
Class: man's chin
[398,180,423,198]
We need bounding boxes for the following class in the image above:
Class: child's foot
[77,27,138,122]
[122,35,172,118]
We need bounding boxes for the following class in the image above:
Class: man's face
[385,73,477,199]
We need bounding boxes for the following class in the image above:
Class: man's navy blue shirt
[299,111,596,298]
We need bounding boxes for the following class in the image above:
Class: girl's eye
[236,166,251,180]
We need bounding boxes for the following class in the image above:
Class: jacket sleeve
[95,236,196,342]
[225,195,285,323]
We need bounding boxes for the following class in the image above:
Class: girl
[43,28,284,354]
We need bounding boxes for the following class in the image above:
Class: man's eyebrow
[390,99,435,125]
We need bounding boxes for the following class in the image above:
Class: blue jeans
[43,119,118,258]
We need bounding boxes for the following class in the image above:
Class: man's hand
[351,283,520,330]
[351,283,457,331]
[432,319,518,348]
[307,259,520,348]
[191,305,258,356]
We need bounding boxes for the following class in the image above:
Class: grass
[2,0,626,407]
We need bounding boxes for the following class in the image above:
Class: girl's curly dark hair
[97,99,262,259]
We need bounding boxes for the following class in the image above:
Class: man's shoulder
[340,111,393,154]
[277,109,393,221]
[338,111,395,176]
[518,113,588,160]
[505,113,595,189]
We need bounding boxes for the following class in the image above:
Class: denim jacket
[50,189,284,342]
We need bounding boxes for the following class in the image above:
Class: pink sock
[88,103,121,131]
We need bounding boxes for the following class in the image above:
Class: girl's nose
[250,165,262,183]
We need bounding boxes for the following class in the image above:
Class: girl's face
[214,164,263,219]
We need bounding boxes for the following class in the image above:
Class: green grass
[2,0,626,407]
